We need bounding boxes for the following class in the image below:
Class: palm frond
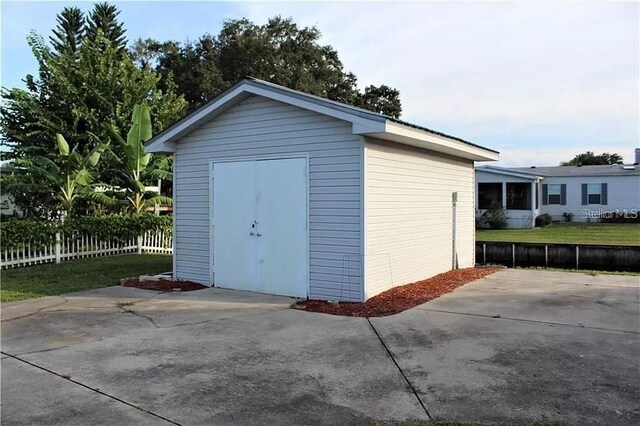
[106,123,127,146]
[148,168,173,180]
[81,190,119,206]
[145,195,173,206]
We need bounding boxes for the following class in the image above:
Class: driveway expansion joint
[1,351,181,425]
[415,308,640,335]
[366,318,432,420]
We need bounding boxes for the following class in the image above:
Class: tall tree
[49,6,85,55]
[1,4,187,217]
[139,16,402,117]
[355,85,402,116]
[133,36,223,109]
[1,32,186,163]
[85,2,127,53]
[561,151,624,166]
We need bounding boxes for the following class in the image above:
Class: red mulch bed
[121,277,207,292]
[296,267,499,317]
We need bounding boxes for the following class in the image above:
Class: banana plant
[106,103,173,213]
[12,134,111,216]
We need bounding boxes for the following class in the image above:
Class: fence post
[55,232,61,264]
[483,243,486,265]
[576,245,579,270]
[137,235,142,255]
[512,243,516,268]
[545,245,548,268]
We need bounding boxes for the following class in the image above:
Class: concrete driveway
[1,269,639,425]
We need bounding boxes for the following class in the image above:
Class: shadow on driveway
[2,269,639,425]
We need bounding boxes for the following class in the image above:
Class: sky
[1,0,639,166]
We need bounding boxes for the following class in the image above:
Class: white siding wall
[364,139,475,299]
[542,175,640,221]
[174,95,364,301]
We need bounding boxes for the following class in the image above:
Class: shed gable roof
[146,77,499,161]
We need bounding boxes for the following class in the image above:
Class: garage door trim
[209,154,310,296]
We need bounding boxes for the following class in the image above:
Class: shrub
[480,207,509,230]
[599,211,640,223]
[0,214,172,250]
[0,218,58,249]
[562,212,574,222]
[535,213,553,227]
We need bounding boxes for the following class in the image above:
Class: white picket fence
[1,231,172,269]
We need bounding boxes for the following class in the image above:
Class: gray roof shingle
[510,164,640,177]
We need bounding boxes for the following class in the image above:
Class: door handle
[256,232,262,237]
[249,231,255,236]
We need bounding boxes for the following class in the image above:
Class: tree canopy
[132,16,402,117]
[1,4,187,165]
[561,151,624,166]
[1,4,403,219]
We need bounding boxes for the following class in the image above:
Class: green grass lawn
[377,420,569,426]
[1,254,172,303]
[476,222,640,245]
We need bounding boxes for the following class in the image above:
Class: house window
[547,184,561,205]
[478,183,502,209]
[588,183,601,204]
[506,182,531,210]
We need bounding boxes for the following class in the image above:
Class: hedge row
[0,214,172,250]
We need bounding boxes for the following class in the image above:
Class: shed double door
[213,158,308,297]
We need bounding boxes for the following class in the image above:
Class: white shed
[146,78,499,301]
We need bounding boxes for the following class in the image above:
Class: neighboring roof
[477,164,640,177]
[476,165,542,180]
[146,77,499,161]
[511,164,640,177]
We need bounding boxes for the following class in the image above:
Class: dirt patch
[296,267,499,317]
[121,277,207,292]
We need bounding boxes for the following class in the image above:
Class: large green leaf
[82,189,119,206]
[56,134,70,156]
[148,168,173,181]
[74,168,94,186]
[145,195,173,206]
[125,103,153,175]
[105,124,126,146]
[126,104,152,145]
[84,142,108,167]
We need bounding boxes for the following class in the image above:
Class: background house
[476,149,640,228]
[147,78,498,302]
[0,165,24,218]
[476,167,542,228]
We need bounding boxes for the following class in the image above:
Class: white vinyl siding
[364,138,475,299]
[173,95,363,301]
[542,176,639,221]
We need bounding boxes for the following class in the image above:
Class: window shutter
[542,184,548,205]
[601,183,608,205]
[581,184,588,205]
[560,184,567,205]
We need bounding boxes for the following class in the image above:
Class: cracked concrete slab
[371,269,640,426]
[1,356,169,425]
[2,286,427,425]
[2,271,638,425]
[417,269,640,333]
